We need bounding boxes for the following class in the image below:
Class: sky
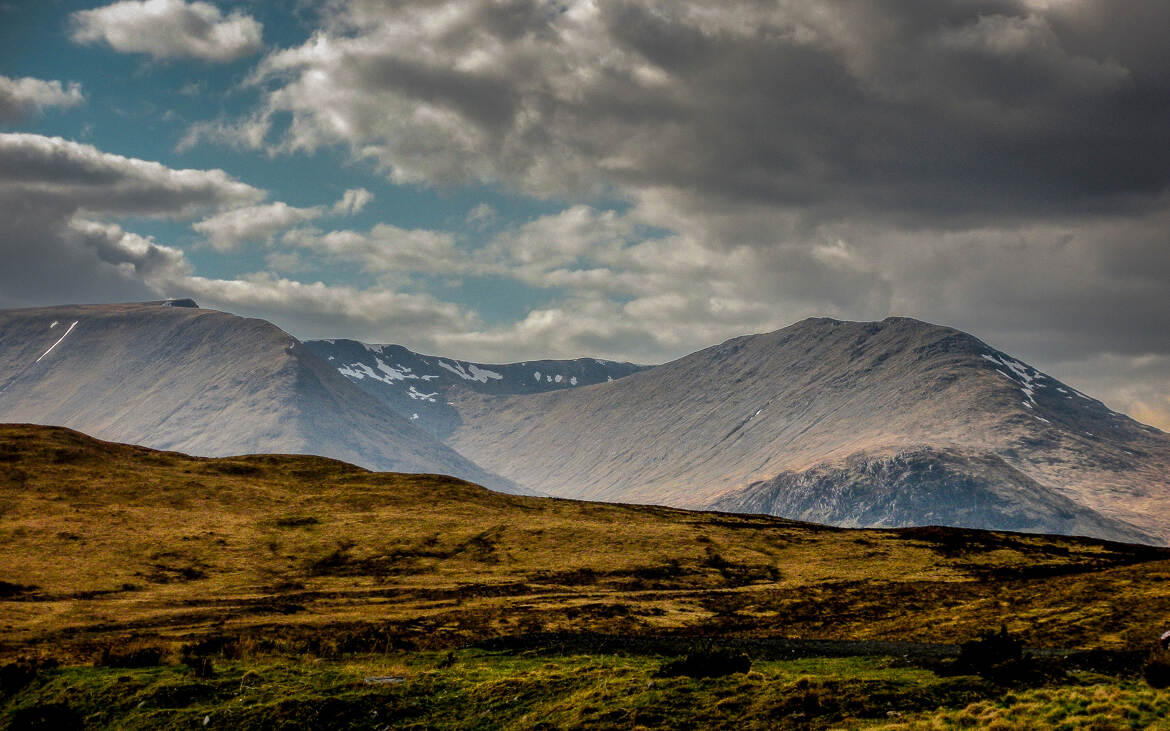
[0,0,1168,430]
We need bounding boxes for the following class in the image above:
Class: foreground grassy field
[3,423,1170,728]
[7,647,1170,729]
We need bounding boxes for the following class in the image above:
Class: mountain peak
[445,315,1170,543]
[765,315,960,342]
[0,302,516,492]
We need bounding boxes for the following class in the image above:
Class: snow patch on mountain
[304,339,649,441]
[438,360,503,383]
[982,352,1046,406]
[408,386,438,402]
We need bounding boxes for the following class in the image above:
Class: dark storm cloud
[238,0,1170,225]
[0,134,262,216]
[0,133,261,308]
[595,0,1162,224]
[186,0,1170,382]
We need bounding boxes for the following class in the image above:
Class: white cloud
[466,202,497,229]
[70,0,263,63]
[483,206,633,275]
[0,75,84,123]
[193,189,376,250]
[283,223,465,275]
[162,272,478,343]
[264,251,310,274]
[194,201,324,251]
[176,112,270,152]
[433,299,654,363]
[331,187,373,216]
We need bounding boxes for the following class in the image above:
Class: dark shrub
[182,635,243,659]
[1144,653,1170,689]
[0,581,34,598]
[209,462,261,476]
[956,625,1023,673]
[141,681,217,708]
[658,647,751,678]
[179,643,216,678]
[951,626,1062,685]
[97,644,165,668]
[0,657,56,696]
[6,702,82,729]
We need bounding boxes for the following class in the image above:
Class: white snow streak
[35,320,77,363]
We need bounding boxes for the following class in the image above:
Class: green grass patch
[0,650,1058,730]
[871,683,1170,730]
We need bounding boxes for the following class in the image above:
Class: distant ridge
[305,338,647,438]
[0,301,518,493]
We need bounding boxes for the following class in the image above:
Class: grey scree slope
[445,317,1170,544]
[0,301,517,493]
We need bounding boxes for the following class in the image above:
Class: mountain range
[1,301,1167,544]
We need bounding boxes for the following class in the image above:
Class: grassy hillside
[3,423,1170,728]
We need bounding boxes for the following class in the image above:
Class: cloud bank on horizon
[0,0,1168,429]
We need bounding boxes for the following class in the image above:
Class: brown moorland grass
[1,422,1169,665]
